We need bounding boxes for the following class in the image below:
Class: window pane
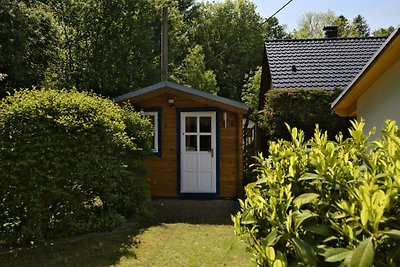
[186,135,197,151]
[200,117,211,133]
[200,135,211,151]
[185,117,197,132]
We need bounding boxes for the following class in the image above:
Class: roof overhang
[113,81,249,114]
[332,27,400,116]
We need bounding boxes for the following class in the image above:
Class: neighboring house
[255,30,387,149]
[332,26,400,135]
[114,81,249,198]
[259,34,387,109]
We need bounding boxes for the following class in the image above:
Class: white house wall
[357,59,400,137]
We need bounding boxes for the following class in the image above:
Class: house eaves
[113,81,249,112]
[332,26,400,116]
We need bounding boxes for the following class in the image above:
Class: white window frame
[143,111,159,153]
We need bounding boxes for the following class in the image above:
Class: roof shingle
[265,37,387,90]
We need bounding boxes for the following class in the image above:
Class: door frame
[176,108,220,197]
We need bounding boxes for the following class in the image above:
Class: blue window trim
[176,107,220,197]
[142,107,162,157]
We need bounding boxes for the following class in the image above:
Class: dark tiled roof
[265,37,387,90]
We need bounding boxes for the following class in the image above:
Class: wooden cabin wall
[131,91,244,197]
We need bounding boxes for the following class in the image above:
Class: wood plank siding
[121,86,246,198]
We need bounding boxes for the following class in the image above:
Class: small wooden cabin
[114,81,249,198]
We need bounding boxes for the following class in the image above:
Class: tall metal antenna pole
[161,7,168,81]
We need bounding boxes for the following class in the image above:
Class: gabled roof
[113,81,249,111]
[264,37,387,90]
[332,27,400,116]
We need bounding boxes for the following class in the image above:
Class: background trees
[293,10,338,38]
[48,0,160,97]
[372,26,395,37]
[292,11,392,39]
[0,0,286,101]
[351,14,370,37]
[192,0,267,100]
[0,1,395,101]
[0,1,60,96]
[171,44,219,95]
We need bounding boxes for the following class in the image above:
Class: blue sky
[200,0,400,32]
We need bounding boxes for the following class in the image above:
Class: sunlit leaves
[350,237,374,267]
[233,119,400,266]
[0,89,152,246]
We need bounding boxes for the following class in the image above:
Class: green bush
[233,120,400,266]
[260,88,352,142]
[0,88,153,246]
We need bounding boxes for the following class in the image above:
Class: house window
[143,111,161,156]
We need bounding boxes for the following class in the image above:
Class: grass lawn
[0,200,252,267]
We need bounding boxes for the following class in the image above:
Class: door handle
[211,148,214,158]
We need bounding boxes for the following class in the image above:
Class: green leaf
[291,237,317,266]
[381,229,400,240]
[350,237,375,267]
[293,193,319,209]
[339,250,354,267]
[360,208,369,227]
[331,211,347,219]
[320,247,352,263]
[256,178,268,184]
[264,228,281,247]
[273,260,283,267]
[292,210,318,230]
[265,246,275,261]
[304,224,332,236]
[298,173,323,181]
[241,209,256,224]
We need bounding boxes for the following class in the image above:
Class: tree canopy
[0,1,60,96]
[192,0,266,100]
[372,26,395,37]
[291,11,389,39]
[1,1,394,102]
[293,10,338,38]
[1,0,283,101]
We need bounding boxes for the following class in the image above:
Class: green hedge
[233,120,400,266]
[0,88,153,246]
[260,88,352,142]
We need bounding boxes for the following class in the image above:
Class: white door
[180,112,217,193]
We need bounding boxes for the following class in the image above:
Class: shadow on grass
[148,198,240,226]
[0,199,240,267]
[0,227,141,267]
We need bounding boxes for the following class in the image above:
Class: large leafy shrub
[260,88,352,142]
[233,120,400,266]
[0,88,153,246]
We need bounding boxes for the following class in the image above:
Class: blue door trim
[176,108,220,197]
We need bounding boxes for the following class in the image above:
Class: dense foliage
[44,0,161,96]
[241,66,262,120]
[192,1,286,100]
[260,88,351,142]
[1,1,393,101]
[0,89,153,246]
[171,44,219,94]
[233,120,400,266]
[372,26,395,37]
[292,11,383,38]
[0,0,60,96]
[0,0,283,100]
